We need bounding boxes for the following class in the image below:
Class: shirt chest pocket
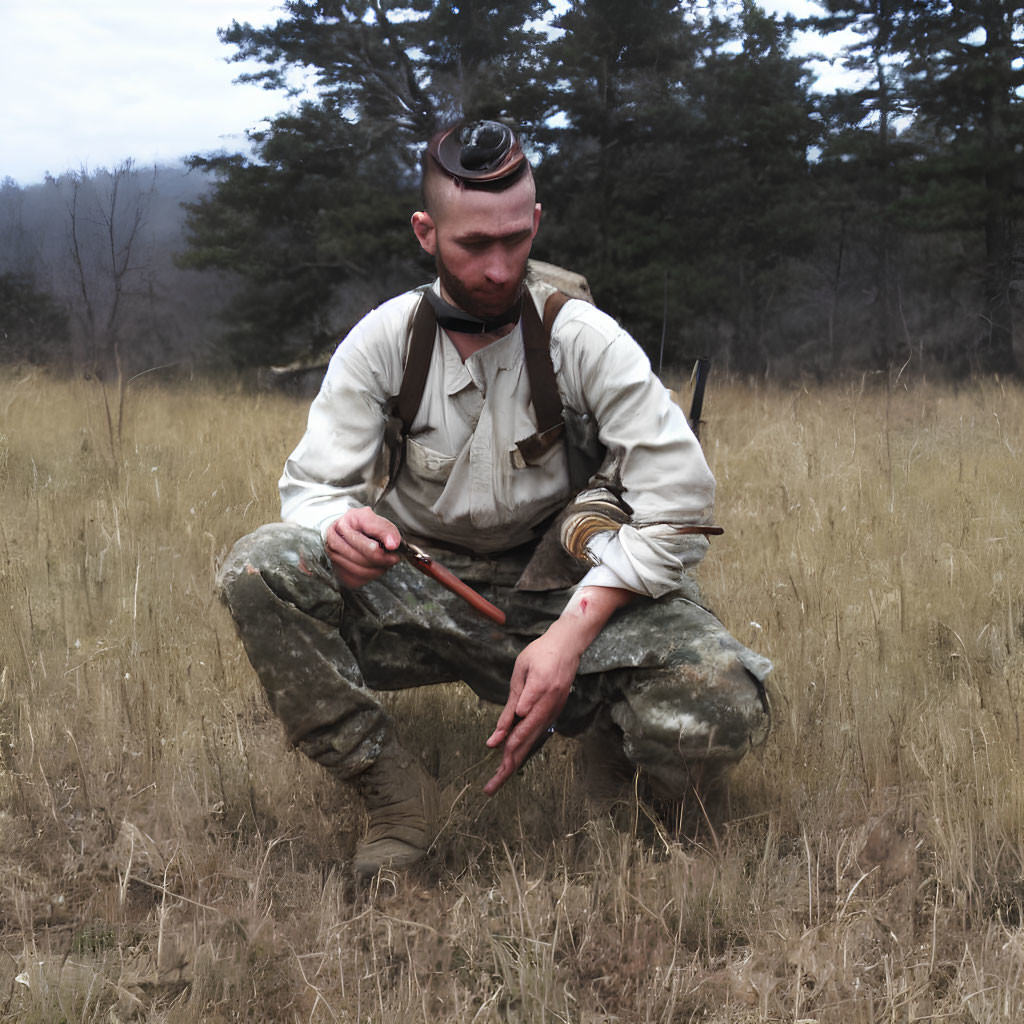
[405,436,457,483]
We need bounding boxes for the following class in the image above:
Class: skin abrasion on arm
[559,584,635,642]
[482,584,635,795]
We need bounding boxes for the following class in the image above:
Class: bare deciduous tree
[54,159,156,374]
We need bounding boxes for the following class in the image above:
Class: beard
[435,249,528,322]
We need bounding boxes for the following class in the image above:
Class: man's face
[412,174,542,320]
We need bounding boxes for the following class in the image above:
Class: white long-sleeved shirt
[280,278,716,599]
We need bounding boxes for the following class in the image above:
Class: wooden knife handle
[424,559,506,625]
[404,549,507,625]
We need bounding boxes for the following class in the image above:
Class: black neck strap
[424,288,522,335]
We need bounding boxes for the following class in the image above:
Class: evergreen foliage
[805,0,916,369]
[895,0,1024,374]
[2,1,1022,377]
[182,107,420,365]
[810,0,1024,374]
[186,0,827,371]
[0,272,70,364]
[181,0,555,365]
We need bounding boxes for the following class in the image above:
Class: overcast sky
[1,1,845,188]
[1,0,294,185]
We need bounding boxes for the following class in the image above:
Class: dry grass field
[0,366,1021,1022]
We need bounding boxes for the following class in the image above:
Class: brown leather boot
[352,736,439,881]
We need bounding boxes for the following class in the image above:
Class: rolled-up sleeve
[556,305,716,598]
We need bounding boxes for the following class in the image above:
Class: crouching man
[218,120,771,880]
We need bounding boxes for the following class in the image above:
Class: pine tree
[0,272,69,364]
[895,0,1023,373]
[536,2,817,373]
[808,0,914,368]
[685,3,817,374]
[182,107,418,365]
[183,0,551,365]
[534,0,700,347]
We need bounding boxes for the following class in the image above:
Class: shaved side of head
[421,155,536,223]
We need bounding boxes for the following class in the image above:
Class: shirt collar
[431,279,525,388]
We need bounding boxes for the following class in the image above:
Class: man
[218,120,771,881]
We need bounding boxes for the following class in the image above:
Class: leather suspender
[395,293,440,433]
[543,290,570,337]
[521,291,566,434]
[395,289,571,448]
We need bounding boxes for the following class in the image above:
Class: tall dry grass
[0,366,1021,1022]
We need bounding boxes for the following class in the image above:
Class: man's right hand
[325,507,402,589]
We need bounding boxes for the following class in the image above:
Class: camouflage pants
[217,522,771,796]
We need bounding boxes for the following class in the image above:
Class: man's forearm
[547,584,636,655]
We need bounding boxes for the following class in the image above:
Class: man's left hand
[482,585,637,796]
[483,622,582,795]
